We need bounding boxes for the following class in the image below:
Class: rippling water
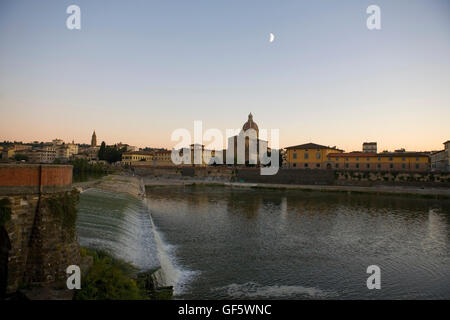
[145,186,450,299]
[77,186,450,299]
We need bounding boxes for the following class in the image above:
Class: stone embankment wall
[0,164,80,293]
[133,166,234,180]
[132,165,450,188]
[334,171,450,188]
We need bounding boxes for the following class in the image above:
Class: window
[402,164,406,169]
[304,163,308,168]
[293,163,296,167]
[389,157,393,161]
[293,153,297,159]
[402,157,406,161]
[366,157,370,161]
[304,153,309,159]
[377,164,381,169]
[366,164,370,168]
[356,157,359,161]
[345,157,349,161]
[378,157,381,161]
[336,164,339,168]
[356,164,359,169]
[390,164,393,169]
[416,157,419,161]
[316,163,320,168]
[316,152,321,159]
[345,164,349,168]
[336,157,339,161]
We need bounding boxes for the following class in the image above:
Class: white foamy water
[77,188,195,295]
[149,214,197,294]
[213,282,336,299]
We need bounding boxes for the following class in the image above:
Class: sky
[0,0,449,152]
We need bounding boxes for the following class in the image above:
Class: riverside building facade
[285,143,344,169]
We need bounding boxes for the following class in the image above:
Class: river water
[77,186,450,299]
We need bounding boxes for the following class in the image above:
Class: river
[77,185,450,299]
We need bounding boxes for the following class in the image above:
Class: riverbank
[75,174,450,199]
[142,176,450,199]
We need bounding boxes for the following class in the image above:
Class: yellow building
[327,151,430,171]
[122,150,176,167]
[121,151,153,166]
[153,150,173,166]
[285,143,343,169]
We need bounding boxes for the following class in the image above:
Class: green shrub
[74,250,147,300]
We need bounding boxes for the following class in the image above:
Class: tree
[13,154,28,162]
[98,141,106,160]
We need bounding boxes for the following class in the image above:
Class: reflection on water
[145,186,450,299]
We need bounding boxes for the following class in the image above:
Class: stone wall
[0,164,80,293]
[132,166,450,188]
[334,171,450,188]
[236,168,335,185]
[132,165,234,179]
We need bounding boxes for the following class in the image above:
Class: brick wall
[0,164,73,195]
[0,164,80,293]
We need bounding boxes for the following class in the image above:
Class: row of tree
[98,142,128,163]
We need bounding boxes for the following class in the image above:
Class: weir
[148,215,182,291]
[77,181,191,296]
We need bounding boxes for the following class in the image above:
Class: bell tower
[91,130,97,147]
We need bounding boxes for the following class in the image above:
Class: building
[326,151,429,171]
[1,148,16,160]
[52,139,64,146]
[116,143,138,152]
[56,142,79,161]
[430,140,450,172]
[363,142,377,153]
[285,143,344,169]
[1,144,33,161]
[121,151,154,166]
[91,131,97,147]
[226,113,269,165]
[152,150,173,166]
[25,148,57,163]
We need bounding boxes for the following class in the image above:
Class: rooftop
[285,143,343,151]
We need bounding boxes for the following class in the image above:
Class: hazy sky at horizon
[1,0,449,151]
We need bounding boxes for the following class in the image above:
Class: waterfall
[148,214,184,293]
[77,186,195,296]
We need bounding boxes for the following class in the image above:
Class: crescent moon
[269,33,275,42]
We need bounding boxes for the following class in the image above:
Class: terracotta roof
[242,113,259,132]
[285,143,343,151]
[122,151,153,155]
[329,152,377,157]
[329,152,428,157]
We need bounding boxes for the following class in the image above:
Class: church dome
[242,113,259,133]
